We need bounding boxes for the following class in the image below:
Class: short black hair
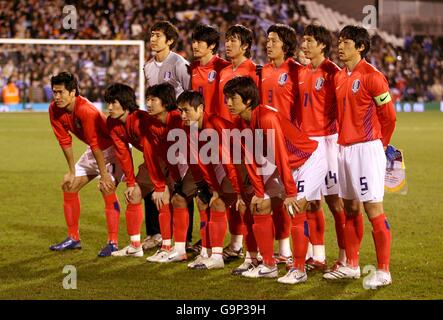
[151,21,179,49]
[50,72,79,96]
[192,24,220,54]
[145,83,177,111]
[225,24,253,58]
[104,83,139,113]
[338,25,371,58]
[303,24,332,56]
[267,24,297,59]
[223,76,259,109]
[176,90,205,111]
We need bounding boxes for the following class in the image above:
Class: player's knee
[307,200,321,212]
[62,183,80,193]
[257,199,272,215]
[344,202,360,216]
[196,197,207,211]
[172,194,187,208]
[326,198,344,214]
[99,184,116,195]
[129,197,141,205]
[210,198,225,212]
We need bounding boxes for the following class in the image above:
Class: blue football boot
[49,237,82,251]
[98,242,118,257]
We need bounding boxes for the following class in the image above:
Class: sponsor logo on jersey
[352,79,361,93]
[163,71,172,81]
[208,70,217,83]
[278,73,288,86]
[315,77,325,91]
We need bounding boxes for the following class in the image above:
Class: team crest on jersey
[163,71,172,81]
[315,77,325,91]
[208,70,217,83]
[352,79,361,93]
[278,73,288,86]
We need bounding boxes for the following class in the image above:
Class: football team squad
[48,21,397,289]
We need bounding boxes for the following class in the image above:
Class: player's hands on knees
[209,190,220,208]
[62,172,75,191]
[235,195,247,215]
[124,184,141,204]
[284,196,300,217]
[99,172,115,194]
[250,195,265,215]
[152,189,167,210]
[196,197,208,211]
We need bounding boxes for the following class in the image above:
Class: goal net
[0,39,145,111]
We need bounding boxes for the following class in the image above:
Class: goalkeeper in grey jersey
[141,21,194,251]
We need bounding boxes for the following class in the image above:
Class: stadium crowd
[1,0,442,104]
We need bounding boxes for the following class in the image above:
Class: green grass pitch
[0,112,442,300]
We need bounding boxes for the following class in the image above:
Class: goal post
[0,38,145,110]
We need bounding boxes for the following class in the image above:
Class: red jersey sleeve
[141,134,167,192]
[233,117,266,197]
[77,106,102,151]
[367,72,397,146]
[49,105,72,149]
[210,116,244,194]
[107,119,136,187]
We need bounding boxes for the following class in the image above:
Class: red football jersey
[200,113,246,194]
[49,95,112,151]
[107,110,166,190]
[250,105,318,197]
[334,59,396,146]
[219,59,259,122]
[191,55,230,117]
[297,59,341,136]
[232,117,266,198]
[260,58,301,122]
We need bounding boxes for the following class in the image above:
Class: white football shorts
[338,139,386,202]
[309,133,339,197]
[75,146,124,184]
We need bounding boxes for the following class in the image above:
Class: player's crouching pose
[176,90,250,270]
[48,72,123,256]
[224,76,327,284]
[143,83,199,263]
[322,26,396,289]
[105,83,162,257]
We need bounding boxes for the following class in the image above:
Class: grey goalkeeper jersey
[143,51,190,98]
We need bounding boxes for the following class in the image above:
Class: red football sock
[125,203,143,246]
[332,210,346,250]
[272,203,291,240]
[291,213,309,271]
[307,208,325,245]
[370,213,391,271]
[344,213,364,268]
[103,193,120,244]
[158,203,172,240]
[198,208,209,249]
[173,207,189,243]
[243,207,258,253]
[228,206,244,236]
[63,192,81,241]
[252,214,275,266]
[208,210,227,248]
